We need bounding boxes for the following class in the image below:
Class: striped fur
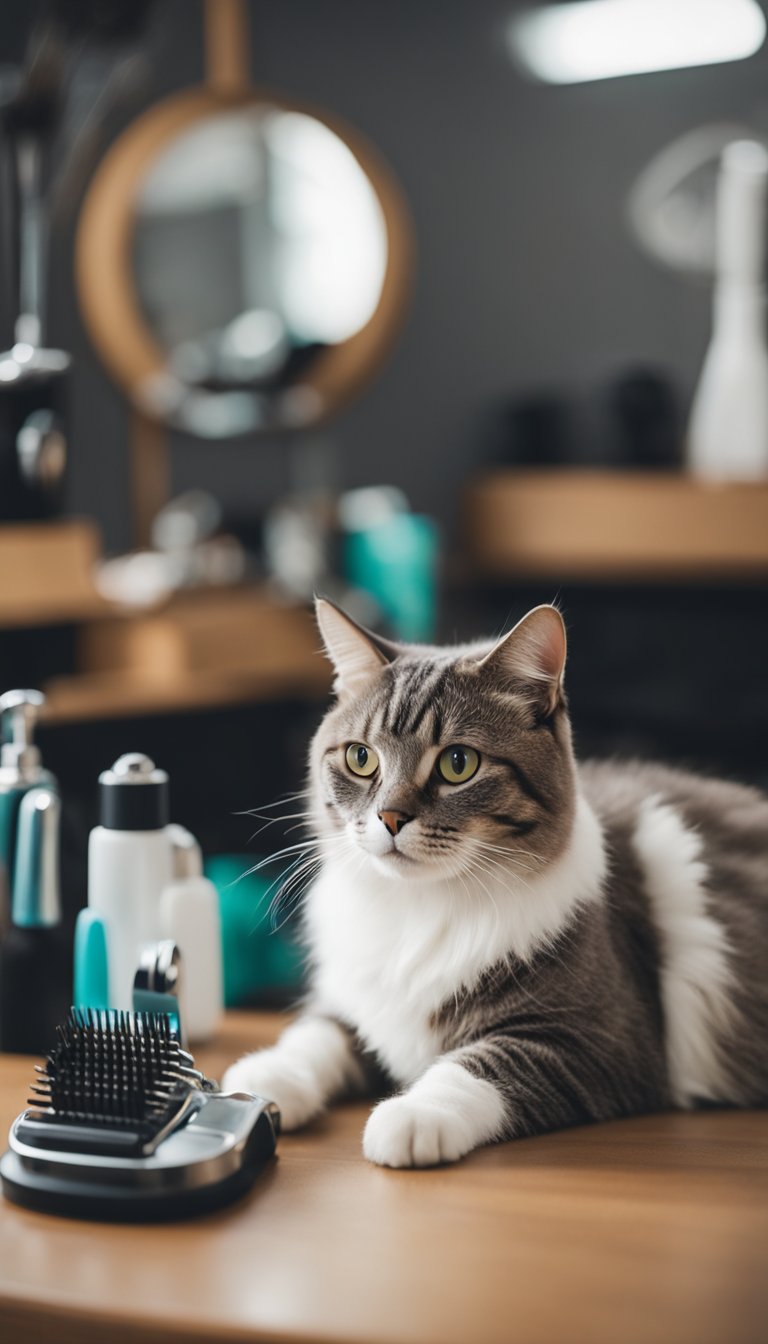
[224,602,768,1167]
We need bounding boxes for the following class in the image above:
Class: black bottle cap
[98,753,169,831]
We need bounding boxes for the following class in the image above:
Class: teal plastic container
[343,513,438,642]
[204,855,305,1007]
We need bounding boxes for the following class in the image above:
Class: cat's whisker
[239,835,341,879]
[238,839,346,933]
[267,831,357,927]
[267,851,330,926]
[465,847,535,895]
[462,838,535,870]
[270,868,322,931]
[246,810,314,845]
[269,839,362,935]
[237,789,311,816]
[465,837,541,875]
[468,838,544,871]
[246,808,312,826]
[461,861,503,927]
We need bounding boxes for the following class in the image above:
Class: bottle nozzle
[0,689,45,777]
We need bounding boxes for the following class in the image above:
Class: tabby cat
[223,599,768,1166]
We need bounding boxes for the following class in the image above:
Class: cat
[222,598,768,1167]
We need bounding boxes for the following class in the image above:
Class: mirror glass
[131,104,389,436]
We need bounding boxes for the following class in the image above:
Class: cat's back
[579,757,768,877]
[580,756,768,1104]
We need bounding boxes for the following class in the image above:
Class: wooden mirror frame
[75,86,414,430]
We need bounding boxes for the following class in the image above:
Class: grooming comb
[21,1008,214,1157]
[1,1010,280,1220]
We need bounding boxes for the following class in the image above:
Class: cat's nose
[379,809,413,836]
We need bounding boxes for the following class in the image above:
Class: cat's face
[309,602,577,882]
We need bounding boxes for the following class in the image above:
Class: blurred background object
[0,0,767,1007]
[687,139,768,479]
[507,0,767,85]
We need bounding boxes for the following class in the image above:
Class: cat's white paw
[363,1094,475,1168]
[221,1048,324,1131]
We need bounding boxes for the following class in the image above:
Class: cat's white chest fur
[307,868,450,1082]
[306,794,606,1085]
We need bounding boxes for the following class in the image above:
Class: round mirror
[76,91,412,438]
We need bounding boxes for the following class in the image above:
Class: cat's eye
[345,743,379,777]
[437,745,480,785]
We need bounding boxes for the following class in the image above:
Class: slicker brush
[1,1010,280,1221]
[28,1008,215,1145]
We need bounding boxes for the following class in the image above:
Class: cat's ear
[315,597,398,698]
[477,605,566,717]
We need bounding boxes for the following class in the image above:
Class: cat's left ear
[315,597,400,698]
[477,605,566,717]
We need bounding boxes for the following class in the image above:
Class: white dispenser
[86,756,224,1038]
[687,140,768,480]
[161,825,223,1043]
[87,754,173,1010]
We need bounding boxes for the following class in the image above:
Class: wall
[16,0,768,552]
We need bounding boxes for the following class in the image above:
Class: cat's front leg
[363,1057,507,1168]
[222,1015,367,1130]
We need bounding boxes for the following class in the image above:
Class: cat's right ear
[477,604,567,717]
[315,597,398,698]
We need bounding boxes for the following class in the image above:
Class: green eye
[438,745,480,784]
[345,743,379,777]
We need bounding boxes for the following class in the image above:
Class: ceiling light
[509,0,766,85]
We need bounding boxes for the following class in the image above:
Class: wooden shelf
[0,522,329,721]
[464,471,768,582]
[42,666,328,723]
[0,520,112,627]
[42,586,330,723]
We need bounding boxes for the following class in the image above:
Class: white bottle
[160,825,223,1043]
[687,140,768,480]
[87,754,173,1010]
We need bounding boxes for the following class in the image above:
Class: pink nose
[379,810,413,837]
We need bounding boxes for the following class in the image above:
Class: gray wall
[32,0,768,549]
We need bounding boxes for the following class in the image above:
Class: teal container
[73,909,110,1011]
[343,513,439,642]
[204,855,305,1007]
[0,786,28,907]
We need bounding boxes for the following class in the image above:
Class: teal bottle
[0,690,55,927]
[0,690,68,1053]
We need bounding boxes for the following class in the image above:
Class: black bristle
[28,1009,198,1139]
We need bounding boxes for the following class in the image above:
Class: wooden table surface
[0,1011,766,1344]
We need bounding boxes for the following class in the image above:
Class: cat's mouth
[378,845,455,881]
[382,848,416,864]
[366,843,420,874]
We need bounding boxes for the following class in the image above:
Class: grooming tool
[88,753,173,1010]
[0,690,56,928]
[133,940,184,1042]
[0,693,67,1052]
[0,787,69,1052]
[0,1009,280,1221]
[84,755,223,1034]
[73,909,110,1011]
[162,826,223,1042]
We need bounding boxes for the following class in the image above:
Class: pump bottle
[87,753,173,1010]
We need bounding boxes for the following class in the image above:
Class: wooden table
[0,1011,766,1344]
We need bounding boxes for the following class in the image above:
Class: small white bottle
[160,825,223,1043]
[87,754,173,1010]
[687,140,768,480]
